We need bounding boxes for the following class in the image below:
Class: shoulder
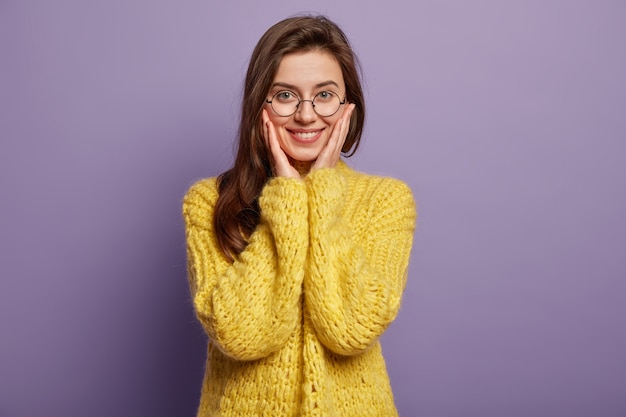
[182,177,220,227]
[183,177,219,206]
[340,162,415,208]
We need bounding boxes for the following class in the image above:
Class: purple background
[1,1,625,416]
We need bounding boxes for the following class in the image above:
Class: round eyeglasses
[266,90,346,117]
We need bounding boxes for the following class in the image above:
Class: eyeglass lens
[270,91,342,117]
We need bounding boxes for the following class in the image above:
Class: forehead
[273,50,344,90]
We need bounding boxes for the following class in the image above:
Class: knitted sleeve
[304,168,416,356]
[183,177,308,360]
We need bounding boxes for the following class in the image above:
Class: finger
[325,107,348,151]
[343,103,356,126]
[266,118,300,178]
[262,110,281,173]
[263,112,282,161]
[266,118,282,161]
[311,104,356,171]
[262,109,270,145]
[334,104,355,152]
[267,119,279,156]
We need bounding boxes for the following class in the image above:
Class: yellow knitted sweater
[183,161,416,417]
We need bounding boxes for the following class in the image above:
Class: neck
[289,158,313,176]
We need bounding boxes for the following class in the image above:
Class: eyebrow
[271,80,340,90]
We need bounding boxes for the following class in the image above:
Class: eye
[315,91,335,102]
[275,91,298,102]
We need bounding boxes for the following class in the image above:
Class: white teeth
[294,131,319,139]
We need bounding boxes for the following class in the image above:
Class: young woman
[183,15,416,417]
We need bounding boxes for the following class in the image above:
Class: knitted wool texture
[183,161,416,417]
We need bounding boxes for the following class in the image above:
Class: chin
[288,152,321,163]
[284,147,323,163]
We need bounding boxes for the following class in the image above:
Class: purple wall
[1,1,625,416]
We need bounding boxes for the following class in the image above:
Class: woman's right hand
[262,109,301,179]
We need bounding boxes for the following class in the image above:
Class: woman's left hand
[311,103,356,171]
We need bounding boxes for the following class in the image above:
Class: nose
[294,99,317,123]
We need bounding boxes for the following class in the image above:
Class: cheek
[322,114,342,129]
[266,109,286,127]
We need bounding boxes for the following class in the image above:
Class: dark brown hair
[213,15,366,261]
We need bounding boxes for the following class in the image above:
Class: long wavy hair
[214,15,366,261]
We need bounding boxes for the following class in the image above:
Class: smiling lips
[289,128,324,143]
